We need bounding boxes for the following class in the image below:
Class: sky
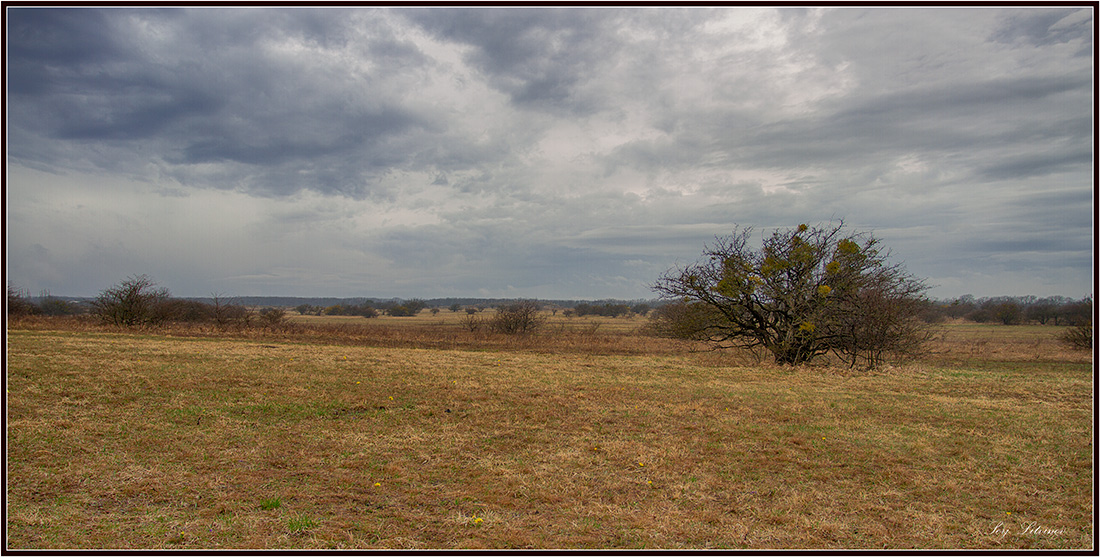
[5,6,1095,301]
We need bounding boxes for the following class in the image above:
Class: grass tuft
[286,514,318,535]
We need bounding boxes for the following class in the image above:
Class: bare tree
[92,275,171,327]
[211,292,246,328]
[489,300,544,334]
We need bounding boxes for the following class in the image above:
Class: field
[5,313,1094,549]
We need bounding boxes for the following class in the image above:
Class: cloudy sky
[5,6,1094,300]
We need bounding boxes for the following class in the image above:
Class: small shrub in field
[462,313,483,332]
[1059,321,1093,350]
[386,305,417,317]
[6,285,38,317]
[1058,298,1093,350]
[153,298,213,323]
[259,308,287,328]
[92,274,171,327]
[489,300,544,334]
[645,300,721,340]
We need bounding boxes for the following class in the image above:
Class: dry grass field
[5,314,1093,549]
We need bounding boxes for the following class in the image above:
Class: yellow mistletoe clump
[817,285,832,296]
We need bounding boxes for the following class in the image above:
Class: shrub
[1060,321,1093,350]
[462,313,483,332]
[92,275,171,327]
[646,300,721,340]
[386,305,416,317]
[1059,297,1093,350]
[211,294,250,328]
[7,285,39,317]
[489,300,544,334]
[259,308,287,328]
[152,298,214,323]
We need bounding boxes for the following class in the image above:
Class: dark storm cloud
[6,9,125,94]
[400,7,626,114]
[5,7,458,198]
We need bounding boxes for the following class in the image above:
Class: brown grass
[6,313,692,358]
[5,317,1093,549]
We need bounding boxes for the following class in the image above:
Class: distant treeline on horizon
[30,295,667,309]
[25,294,1090,308]
[10,286,1092,327]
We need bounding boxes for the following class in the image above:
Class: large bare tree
[654,222,931,368]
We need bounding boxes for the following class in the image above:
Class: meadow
[5,312,1093,549]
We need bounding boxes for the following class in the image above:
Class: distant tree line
[562,302,651,318]
[302,298,429,317]
[921,295,1092,326]
[5,287,90,317]
[7,276,281,329]
[8,276,1091,337]
[297,303,379,318]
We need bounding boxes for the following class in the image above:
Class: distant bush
[92,275,172,327]
[259,308,287,328]
[645,300,721,341]
[6,285,38,317]
[211,294,250,328]
[296,304,322,316]
[462,313,483,332]
[574,302,632,318]
[386,305,417,317]
[1060,322,1093,350]
[1059,297,1092,350]
[378,299,426,316]
[152,298,214,322]
[323,303,378,318]
[489,300,544,334]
